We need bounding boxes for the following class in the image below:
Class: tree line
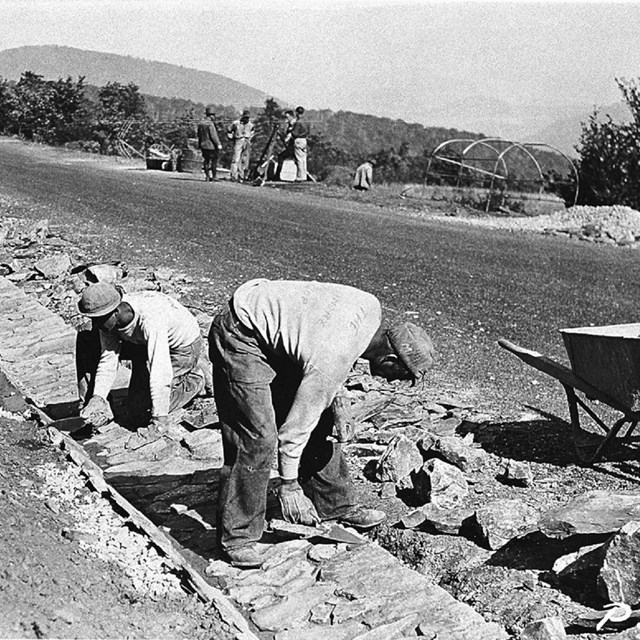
[2,70,638,210]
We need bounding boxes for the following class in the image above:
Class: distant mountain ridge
[0,45,274,109]
[0,44,623,158]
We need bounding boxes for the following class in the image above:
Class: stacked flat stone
[0,276,78,414]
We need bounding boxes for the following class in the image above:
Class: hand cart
[499,323,640,464]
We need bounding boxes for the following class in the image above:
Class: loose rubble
[3,208,640,638]
[436,204,640,248]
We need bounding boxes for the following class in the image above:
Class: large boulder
[598,521,640,606]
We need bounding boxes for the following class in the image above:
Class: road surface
[2,138,639,418]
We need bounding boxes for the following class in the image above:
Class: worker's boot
[225,545,263,569]
[336,506,386,531]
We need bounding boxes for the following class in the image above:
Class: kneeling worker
[77,283,206,430]
[209,278,435,568]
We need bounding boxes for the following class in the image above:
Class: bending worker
[77,283,206,430]
[209,278,435,568]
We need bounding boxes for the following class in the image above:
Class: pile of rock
[442,204,640,248]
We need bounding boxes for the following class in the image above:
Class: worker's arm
[91,331,122,401]
[143,318,174,417]
[209,122,222,149]
[277,365,347,480]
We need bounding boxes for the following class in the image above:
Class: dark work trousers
[76,328,205,422]
[201,148,219,179]
[209,304,356,552]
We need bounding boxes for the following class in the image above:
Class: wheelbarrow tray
[499,325,640,463]
[561,323,640,413]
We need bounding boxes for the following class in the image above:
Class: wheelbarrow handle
[498,338,543,359]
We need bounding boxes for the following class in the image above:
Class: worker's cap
[241,109,251,118]
[368,158,377,167]
[295,105,305,115]
[78,283,122,317]
[386,322,435,380]
[205,105,216,116]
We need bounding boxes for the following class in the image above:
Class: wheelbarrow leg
[590,416,630,464]
[564,385,590,463]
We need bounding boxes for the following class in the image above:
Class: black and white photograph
[1,1,640,638]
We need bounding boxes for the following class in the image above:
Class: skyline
[2,1,640,139]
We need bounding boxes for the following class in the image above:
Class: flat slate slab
[539,491,640,538]
[0,276,78,415]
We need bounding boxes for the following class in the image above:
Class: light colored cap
[78,283,122,317]
[386,322,435,379]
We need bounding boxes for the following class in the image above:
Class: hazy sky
[2,0,640,125]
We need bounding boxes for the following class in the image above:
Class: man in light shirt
[209,279,435,568]
[77,283,206,430]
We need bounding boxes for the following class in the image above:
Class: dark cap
[78,283,122,317]
[205,105,216,116]
[386,322,435,379]
[241,109,251,118]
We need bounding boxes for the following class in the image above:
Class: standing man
[197,105,222,182]
[283,106,310,182]
[227,109,255,182]
[77,283,206,430]
[209,279,435,568]
[353,158,376,191]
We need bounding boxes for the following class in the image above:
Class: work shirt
[232,279,381,479]
[288,119,309,140]
[228,119,255,140]
[197,119,221,150]
[353,162,374,190]
[92,291,201,417]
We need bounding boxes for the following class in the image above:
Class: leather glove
[80,395,112,428]
[332,395,357,443]
[277,480,320,526]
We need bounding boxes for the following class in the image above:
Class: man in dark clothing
[197,106,222,182]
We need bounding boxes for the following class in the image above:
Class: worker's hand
[332,395,357,443]
[150,414,172,433]
[80,395,112,428]
[277,480,320,526]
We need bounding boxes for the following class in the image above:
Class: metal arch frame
[524,142,580,207]
[426,138,509,190]
[485,141,545,212]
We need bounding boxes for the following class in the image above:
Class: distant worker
[77,283,206,430]
[283,106,310,182]
[209,278,436,568]
[227,109,255,182]
[197,105,222,182]
[353,158,376,191]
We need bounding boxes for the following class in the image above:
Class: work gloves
[332,395,357,443]
[277,480,320,526]
[80,395,113,428]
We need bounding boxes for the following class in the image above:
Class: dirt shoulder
[0,374,236,639]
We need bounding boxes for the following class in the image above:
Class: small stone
[308,545,339,562]
[520,616,567,639]
[473,499,539,550]
[34,253,72,279]
[413,458,468,509]
[375,434,423,483]
[434,434,488,472]
[503,459,533,486]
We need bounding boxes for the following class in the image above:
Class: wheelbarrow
[499,323,640,464]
